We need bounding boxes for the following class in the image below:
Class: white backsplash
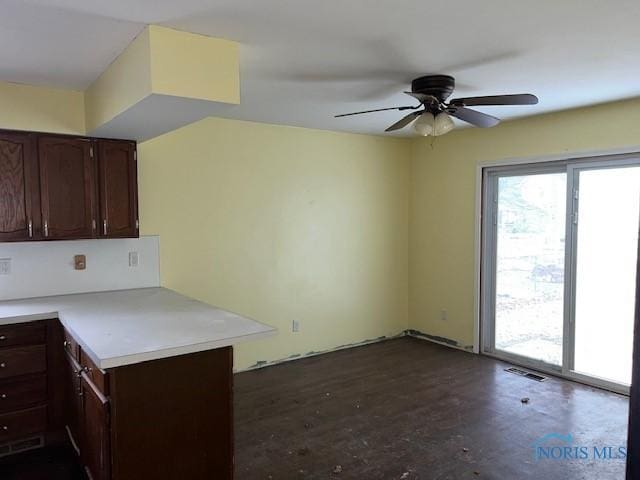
[0,236,160,301]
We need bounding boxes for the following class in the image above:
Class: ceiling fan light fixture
[433,112,455,136]
[413,113,435,136]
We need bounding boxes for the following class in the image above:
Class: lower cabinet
[1,320,234,479]
[60,325,234,480]
[81,374,110,480]
[62,352,82,451]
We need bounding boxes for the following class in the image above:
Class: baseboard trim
[235,331,407,373]
[405,330,475,353]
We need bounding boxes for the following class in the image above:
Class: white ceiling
[4,0,640,136]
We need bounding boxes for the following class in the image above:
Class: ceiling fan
[335,75,538,136]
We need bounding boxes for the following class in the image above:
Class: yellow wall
[0,81,85,134]
[84,26,239,133]
[138,118,411,369]
[409,98,640,348]
[149,26,240,104]
[84,28,153,132]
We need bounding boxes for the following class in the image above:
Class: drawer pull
[63,340,69,348]
[0,335,6,341]
[1,426,7,431]
[1,394,6,399]
[0,363,5,368]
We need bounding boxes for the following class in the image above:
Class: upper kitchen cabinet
[0,129,139,243]
[38,136,97,240]
[97,140,138,238]
[0,131,40,241]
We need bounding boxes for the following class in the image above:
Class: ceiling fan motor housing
[411,75,456,103]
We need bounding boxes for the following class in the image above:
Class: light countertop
[0,288,276,369]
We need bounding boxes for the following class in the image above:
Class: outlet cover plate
[0,258,11,275]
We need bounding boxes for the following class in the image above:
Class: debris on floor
[400,472,410,479]
[297,447,310,456]
[462,447,469,453]
[521,397,530,404]
[333,465,343,474]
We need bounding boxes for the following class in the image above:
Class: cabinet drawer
[63,329,80,361]
[0,406,47,442]
[0,345,46,379]
[0,374,47,414]
[0,323,45,348]
[80,350,109,396]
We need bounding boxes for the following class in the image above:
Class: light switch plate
[129,251,139,268]
[0,258,11,275]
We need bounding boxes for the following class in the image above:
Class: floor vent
[505,367,547,382]
[0,435,44,458]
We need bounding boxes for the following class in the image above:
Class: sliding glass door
[482,155,640,392]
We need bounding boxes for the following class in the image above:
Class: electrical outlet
[440,309,448,321]
[0,258,11,275]
[74,255,86,270]
[292,320,300,333]
[129,251,139,268]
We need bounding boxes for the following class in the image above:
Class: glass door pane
[572,165,640,385]
[494,173,567,365]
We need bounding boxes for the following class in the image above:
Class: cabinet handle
[92,219,97,232]
[0,335,6,341]
[1,426,7,431]
[1,394,6,399]
[43,220,49,237]
[0,363,5,368]
[103,219,108,236]
[28,220,33,238]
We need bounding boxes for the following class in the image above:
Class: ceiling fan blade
[450,93,538,107]
[335,105,418,118]
[385,112,421,132]
[448,107,501,128]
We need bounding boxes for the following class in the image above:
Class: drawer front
[0,406,47,442]
[0,323,46,348]
[63,329,80,361]
[80,350,109,396]
[0,374,47,414]
[0,345,47,379]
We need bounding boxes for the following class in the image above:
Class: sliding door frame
[477,151,640,394]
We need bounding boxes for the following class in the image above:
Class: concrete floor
[234,337,629,480]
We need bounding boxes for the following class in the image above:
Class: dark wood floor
[234,337,629,480]
[1,337,629,479]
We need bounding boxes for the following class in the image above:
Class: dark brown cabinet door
[81,375,110,480]
[0,131,40,241]
[98,140,138,238]
[63,352,83,453]
[38,136,96,240]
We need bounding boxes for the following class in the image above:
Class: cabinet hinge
[133,151,137,161]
